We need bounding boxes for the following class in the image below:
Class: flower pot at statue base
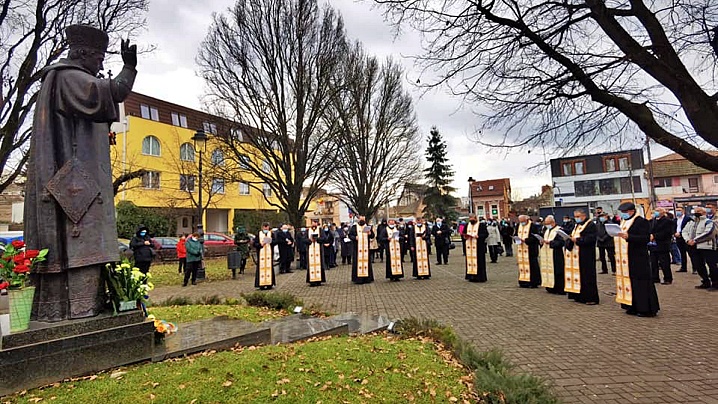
[9,286,35,333]
[118,300,139,312]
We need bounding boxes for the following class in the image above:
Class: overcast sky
[117,0,671,201]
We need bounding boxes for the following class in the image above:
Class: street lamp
[192,129,208,235]
[468,177,475,214]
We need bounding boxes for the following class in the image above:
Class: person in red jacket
[177,234,187,274]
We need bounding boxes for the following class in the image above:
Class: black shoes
[695,284,711,289]
[661,281,672,285]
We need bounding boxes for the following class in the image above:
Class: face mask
[676,212,683,218]
[436,221,442,225]
[140,231,147,236]
[358,220,366,226]
[574,217,583,224]
[301,228,306,232]
[546,224,553,230]
[417,223,422,227]
[563,220,569,224]
[263,229,269,234]
[389,224,395,228]
[282,229,288,233]
[619,212,630,220]
[708,208,713,214]
[652,212,660,218]
[599,217,607,223]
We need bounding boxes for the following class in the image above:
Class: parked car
[152,237,179,262]
[202,232,235,257]
[118,238,133,260]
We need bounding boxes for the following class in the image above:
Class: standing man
[322,223,335,270]
[540,216,565,294]
[565,209,599,304]
[275,224,295,274]
[683,206,718,290]
[184,233,203,287]
[615,202,660,316]
[650,207,674,285]
[595,212,616,274]
[462,214,489,282]
[433,217,452,265]
[295,226,309,270]
[516,215,541,288]
[348,216,375,284]
[253,223,277,290]
[486,221,502,263]
[500,219,515,257]
[130,225,155,275]
[339,223,352,265]
[458,219,467,256]
[233,226,251,276]
[376,219,388,263]
[378,219,404,281]
[25,25,137,321]
[410,217,432,279]
[674,206,691,273]
[305,223,328,286]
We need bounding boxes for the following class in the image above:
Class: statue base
[0,310,153,396]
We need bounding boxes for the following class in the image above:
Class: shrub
[197,295,223,305]
[241,291,302,311]
[153,295,194,307]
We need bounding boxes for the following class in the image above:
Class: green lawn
[148,304,287,324]
[149,258,233,287]
[7,335,473,403]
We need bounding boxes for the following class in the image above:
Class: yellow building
[111,92,280,234]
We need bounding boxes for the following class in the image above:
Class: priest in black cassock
[348,215,375,284]
[461,214,489,282]
[540,215,565,294]
[410,217,432,279]
[615,202,660,317]
[565,208,599,304]
[516,215,541,288]
[304,221,328,287]
[252,222,277,290]
[378,218,404,281]
[275,224,295,274]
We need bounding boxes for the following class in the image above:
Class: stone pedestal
[0,311,154,396]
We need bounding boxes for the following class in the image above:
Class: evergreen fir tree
[423,127,458,221]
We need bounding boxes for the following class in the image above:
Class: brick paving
[152,254,718,403]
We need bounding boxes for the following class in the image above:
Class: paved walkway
[152,255,718,403]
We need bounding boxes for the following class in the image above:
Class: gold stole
[465,222,479,275]
[614,216,636,305]
[415,225,430,276]
[308,229,322,282]
[564,222,588,294]
[356,224,370,277]
[386,227,403,275]
[258,231,273,286]
[517,222,531,282]
[540,227,557,288]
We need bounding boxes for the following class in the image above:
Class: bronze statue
[24,25,137,321]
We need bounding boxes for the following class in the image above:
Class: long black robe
[518,222,542,288]
[304,228,328,286]
[566,221,599,304]
[275,230,295,273]
[321,228,335,270]
[462,222,489,282]
[378,226,404,280]
[409,224,432,279]
[620,216,660,316]
[546,235,566,294]
[26,60,136,321]
[252,231,277,289]
[348,224,375,284]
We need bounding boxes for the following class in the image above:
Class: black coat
[275,230,295,263]
[650,216,674,252]
[623,216,660,315]
[432,223,452,246]
[547,234,565,293]
[566,221,599,303]
[130,226,154,263]
[595,220,615,248]
[519,222,542,287]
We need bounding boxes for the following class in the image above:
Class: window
[142,171,160,189]
[263,183,272,197]
[179,175,195,192]
[477,206,485,218]
[239,182,250,195]
[211,149,224,166]
[231,128,243,141]
[561,160,585,176]
[603,155,630,172]
[488,185,494,191]
[180,143,194,161]
[575,176,641,197]
[239,155,250,169]
[203,122,217,134]
[688,177,700,193]
[654,178,671,188]
[491,204,498,216]
[212,178,225,194]
[714,175,718,184]
[150,106,159,121]
[140,104,150,119]
[142,136,161,156]
[262,160,271,173]
[182,217,189,228]
[171,112,188,128]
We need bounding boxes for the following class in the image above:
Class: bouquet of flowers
[0,240,48,290]
[147,314,177,342]
[104,260,154,314]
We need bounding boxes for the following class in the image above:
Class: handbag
[496,244,504,255]
[449,242,456,250]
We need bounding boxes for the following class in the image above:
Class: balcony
[655,186,684,196]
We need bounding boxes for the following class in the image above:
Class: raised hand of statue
[121,38,137,68]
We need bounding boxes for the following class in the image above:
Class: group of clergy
[251,215,440,289]
[515,202,660,317]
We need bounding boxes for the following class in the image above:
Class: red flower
[11,240,25,249]
[25,250,40,259]
[13,264,30,274]
[13,253,26,264]
[0,281,8,290]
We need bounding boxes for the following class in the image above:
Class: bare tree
[327,43,420,219]
[375,0,718,170]
[0,0,148,193]
[196,0,347,226]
